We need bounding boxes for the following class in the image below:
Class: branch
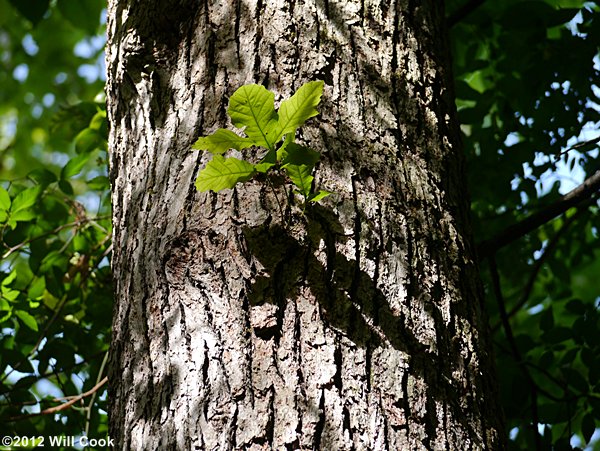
[491,207,583,332]
[489,257,542,451]
[447,0,487,27]
[553,135,600,161]
[8,376,108,421]
[478,169,600,259]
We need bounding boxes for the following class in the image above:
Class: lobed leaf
[276,80,324,139]
[227,84,278,150]
[283,164,314,198]
[195,155,256,192]
[192,129,254,154]
[280,142,321,167]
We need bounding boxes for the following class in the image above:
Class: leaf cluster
[193,81,330,204]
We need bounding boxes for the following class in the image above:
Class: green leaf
[15,310,38,332]
[276,80,324,138]
[75,128,104,154]
[308,190,331,203]
[61,152,91,179]
[280,142,321,167]
[0,186,10,211]
[195,155,256,192]
[192,129,254,154]
[8,0,50,25]
[540,307,554,332]
[28,168,57,187]
[86,175,110,190]
[281,143,321,197]
[227,84,278,149]
[11,186,42,213]
[582,413,595,444]
[254,161,275,173]
[2,271,17,287]
[89,109,107,133]
[283,164,314,198]
[56,0,103,34]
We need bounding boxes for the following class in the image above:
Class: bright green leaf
[192,129,254,154]
[61,152,91,179]
[2,289,20,302]
[10,209,36,223]
[0,187,10,210]
[15,310,38,332]
[11,186,42,213]
[195,155,256,192]
[227,84,278,149]
[308,190,332,203]
[2,271,17,287]
[255,162,275,173]
[89,109,107,131]
[276,80,324,138]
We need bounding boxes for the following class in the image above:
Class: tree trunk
[106,0,506,449]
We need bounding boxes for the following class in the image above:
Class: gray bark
[106,0,506,449]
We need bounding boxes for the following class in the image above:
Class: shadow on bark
[242,205,461,403]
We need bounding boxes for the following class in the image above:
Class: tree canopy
[0,0,599,449]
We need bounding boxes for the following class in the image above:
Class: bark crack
[313,388,326,449]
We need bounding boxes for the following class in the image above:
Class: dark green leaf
[74,128,104,154]
[581,413,595,444]
[56,0,103,33]
[8,0,50,24]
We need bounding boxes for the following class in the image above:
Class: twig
[0,295,69,384]
[489,257,542,451]
[553,135,600,161]
[8,376,108,421]
[478,170,600,259]
[85,352,109,437]
[2,216,110,259]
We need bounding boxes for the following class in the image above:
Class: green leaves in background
[0,0,111,439]
[7,0,50,25]
[194,80,329,204]
[449,0,600,448]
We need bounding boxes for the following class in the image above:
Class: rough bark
[106,0,506,449]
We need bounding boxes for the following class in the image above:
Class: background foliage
[0,0,111,445]
[0,0,598,449]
